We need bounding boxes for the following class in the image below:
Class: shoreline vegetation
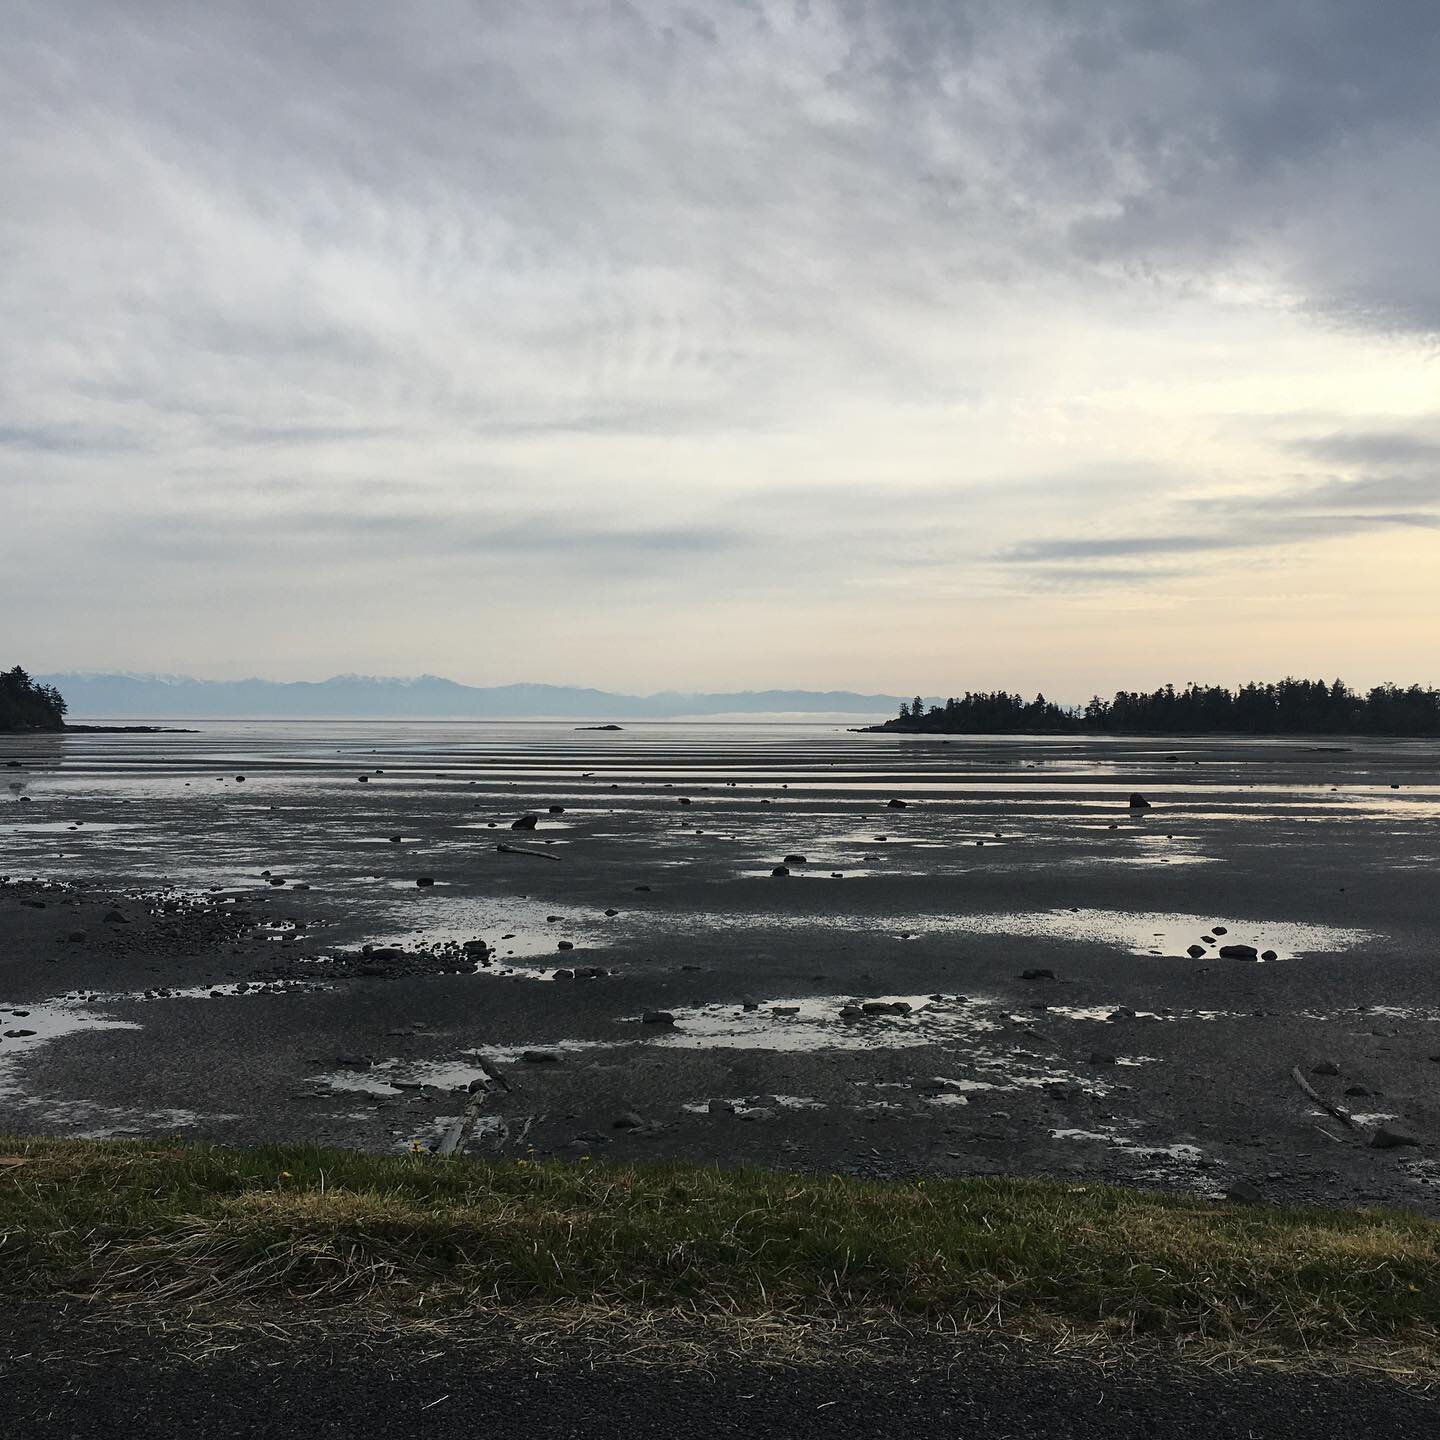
[869,678,1440,737]
[0,666,67,732]
[3,1138,1438,1368]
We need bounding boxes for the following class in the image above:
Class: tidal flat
[2,720,1438,1211]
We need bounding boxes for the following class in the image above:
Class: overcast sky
[4,1,1438,695]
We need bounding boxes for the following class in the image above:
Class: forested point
[0,667,68,732]
[874,679,1440,736]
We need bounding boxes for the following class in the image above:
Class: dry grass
[2,1136,1438,1372]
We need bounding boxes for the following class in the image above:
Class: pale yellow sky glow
[4,2,1437,698]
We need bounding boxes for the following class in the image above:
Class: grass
[2,1136,1438,1369]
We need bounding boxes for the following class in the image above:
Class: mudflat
[2,720,1438,1211]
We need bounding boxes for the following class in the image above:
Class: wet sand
[2,721,1438,1211]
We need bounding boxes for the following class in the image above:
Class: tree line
[880,679,1440,736]
[0,667,68,732]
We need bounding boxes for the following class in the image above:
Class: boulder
[521,1050,559,1064]
[641,1010,675,1025]
[886,798,908,808]
[1186,944,1206,958]
[511,814,539,830]
[1311,1060,1341,1077]
[1370,1125,1421,1150]
[770,865,790,877]
[783,854,808,865]
[1218,944,1259,960]
[1128,793,1152,809]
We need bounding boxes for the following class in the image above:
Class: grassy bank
[2,1137,1438,1365]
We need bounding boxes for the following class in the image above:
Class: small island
[868,678,1440,736]
[1,666,193,734]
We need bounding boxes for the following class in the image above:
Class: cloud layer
[3,1,1437,691]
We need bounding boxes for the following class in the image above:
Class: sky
[3,0,1438,697]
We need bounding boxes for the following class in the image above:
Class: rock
[677,797,692,805]
[1186,944,1206,958]
[1088,1052,1118,1066]
[1224,1179,1262,1204]
[572,965,608,979]
[1344,1084,1372,1097]
[357,775,368,782]
[861,1001,895,1014]
[103,909,129,924]
[772,1005,799,1015]
[557,940,574,951]
[1108,1007,1137,1021]
[335,1056,374,1070]
[388,835,403,843]
[1128,793,1151,809]
[1261,950,1278,961]
[641,1010,675,1025]
[770,865,790,877]
[604,907,619,916]
[707,1099,737,1115]
[737,1107,775,1122]
[511,814,539,830]
[1218,944,1259,960]
[1311,1060,1341,1077]
[548,805,566,814]
[1370,1125,1421,1150]
[783,854,808,865]
[1020,968,1054,981]
[886,798,908,808]
[1212,925,1228,935]
[415,877,435,887]
[613,1111,645,1129]
[552,968,574,980]
[521,1050,560,1064]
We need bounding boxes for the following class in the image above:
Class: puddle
[0,1000,140,1094]
[648,995,1000,1052]
[635,907,1371,961]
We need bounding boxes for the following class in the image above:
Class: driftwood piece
[437,1086,491,1157]
[496,843,562,862]
[1291,1066,1357,1130]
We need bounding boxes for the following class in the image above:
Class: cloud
[3,2,1439,686]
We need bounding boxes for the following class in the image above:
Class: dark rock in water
[613,1111,645,1129]
[4,760,19,768]
[552,968,574,980]
[1020,968,1054,981]
[642,1010,675,1025]
[886,798,907,808]
[1088,1052,1118,1066]
[1261,949,1278,961]
[335,1055,374,1070]
[1218,944,1259,960]
[783,854,808,865]
[1311,1060,1341,1077]
[1212,925,1228,934]
[522,1050,560,1064]
[4,1028,37,1038]
[415,877,435,887]
[604,907,619,916]
[557,940,574,950]
[1344,1084,1372,1097]
[772,1005,800,1016]
[1224,1179,1262,1204]
[388,835,403,843]
[548,805,565,814]
[357,775,369,782]
[707,1099,737,1115]
[1128,793,1151,809]
[770,865,790,877]
[1370,1124,1420,1149]
[1186,944,1206,958]
[677,796,692,805]
[511,813,539,830]
[369,947,405,961]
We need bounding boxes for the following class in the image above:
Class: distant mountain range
[39,672,912,720]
